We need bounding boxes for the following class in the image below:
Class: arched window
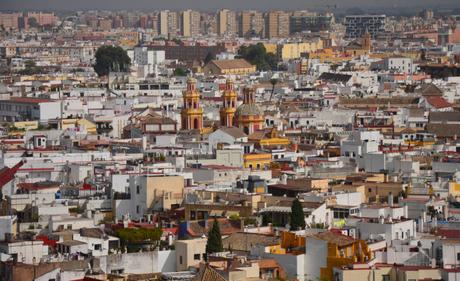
[193,118,199,129]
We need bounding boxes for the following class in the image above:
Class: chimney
[388,192,394,207]
[280,174,288,185]
[418,216,424,233]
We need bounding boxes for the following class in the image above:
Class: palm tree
[268,78,278,102]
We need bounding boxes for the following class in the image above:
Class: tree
[173,67,187,76]
[204,52,215,64]
[237,43,278,71]
[17,60,45,75]
[269,78,278,102]
[290,198,305,230]
[205,217,223,257]
[94,45,131,77]
[27,17,40,28]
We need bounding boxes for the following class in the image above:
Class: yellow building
[181,78,203,130]
[219,79,237,127]
[243,153,272,170]
[13,121,39,130]
[309,48,352,63]
[248,127,290,149]
[263,43,278,55]
[273,231,372,281]
[450,182,460,202]
[263,40,324,61]
[60,119,97,134]
[315,231,372,281]
[277,40,324,60]
[203,59,256,75]
[332,181,405,203]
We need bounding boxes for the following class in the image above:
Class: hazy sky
[1,0,459,11]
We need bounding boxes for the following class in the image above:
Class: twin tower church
[181,78,264,135]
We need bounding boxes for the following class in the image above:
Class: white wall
[99,250,176,274]
[442,242,460,268]
[39,101,62,121]
[0,216,16,241]
[305,237,327,281]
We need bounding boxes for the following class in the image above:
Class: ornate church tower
[220,79,237,127]
[362,29,372,52]
[235,86,264,135]
[181,78,203,130]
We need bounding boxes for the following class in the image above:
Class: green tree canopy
[94,45,131,77]
[27,17,40,28]
[115,227,162,243]
[206,218,223,256]
[237,43,278,71]
[173,67,187,77]
[290,198,306,230]
[204,52,215,64]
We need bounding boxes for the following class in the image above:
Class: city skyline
[1,0,460,12]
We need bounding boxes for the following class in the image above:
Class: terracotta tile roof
[425,96,452,109]
[430,111,460,122]
[209,59,254,70]
[17,181,60,191]
[192,263,226,281]
[222,232,279,252]
[0,161,24,187]
[8,97,55,104]
[314,231,356,247]
[434,228,460,239]
[217,127,247,139]
[188,218,241,238]
[426,123,460,138]
[417,83,443,96]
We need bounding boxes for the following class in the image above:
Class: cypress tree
[290,198,306,230]
[206,217,223,255]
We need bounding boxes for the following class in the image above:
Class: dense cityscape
[0,5,460,281]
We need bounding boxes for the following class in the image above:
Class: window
[457,253,460,261]
[136,205,140,214]
[382,275,390,281]
[179,256,183,264]
[94,244,102,251]
[194,254,200,260]
[136,185,140,194]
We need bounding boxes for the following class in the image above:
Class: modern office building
[344,14,386,39]
[290,12,333,34]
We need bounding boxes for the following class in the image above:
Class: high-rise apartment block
[217,9,237,37]
[239,10,264,38]
[159,10,179,37]
[181,10,201,37]
[265,11,290,38]
[26,12,58,26]
[0,13,21,30]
